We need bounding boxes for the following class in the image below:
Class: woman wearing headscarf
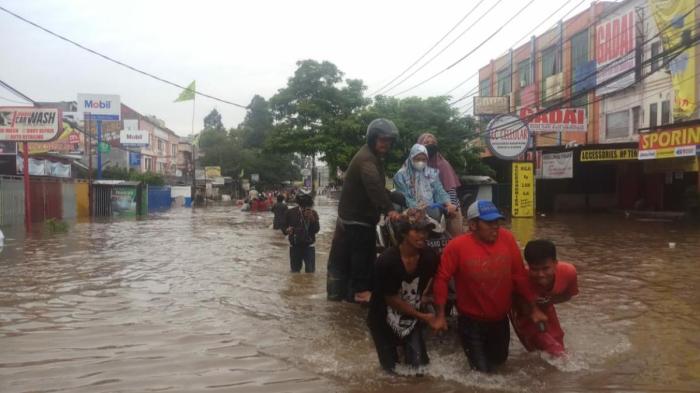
[417,133,463,236]
[393,144,456,218]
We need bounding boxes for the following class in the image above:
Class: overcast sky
[0,0,596,135]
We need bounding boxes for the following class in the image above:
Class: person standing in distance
[327,118,401,303]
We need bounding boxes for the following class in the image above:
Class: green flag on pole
[174,81,196,102]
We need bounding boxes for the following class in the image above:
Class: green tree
[203,108,226,134]
[239,95,273,148]
[267,60,370,181]
[361,95,490,176]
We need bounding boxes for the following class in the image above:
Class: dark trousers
[457,315,510,373]
[326,221,376,301]
[290,244,315,273]
[368,321,429,372]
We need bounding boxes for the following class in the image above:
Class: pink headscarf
[417,132,461,191]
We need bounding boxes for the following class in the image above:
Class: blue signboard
[573,60,597,94]
[129,151,141,167]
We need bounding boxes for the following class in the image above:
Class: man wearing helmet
[327,118,402,303]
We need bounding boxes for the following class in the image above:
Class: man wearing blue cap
[432,200,547,373]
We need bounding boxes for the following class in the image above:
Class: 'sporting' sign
[0,107,62,142]
[519,107,587,133]
[77,94,121,121]
[639,125,700,160]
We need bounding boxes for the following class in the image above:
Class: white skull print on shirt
[386,276,420,337]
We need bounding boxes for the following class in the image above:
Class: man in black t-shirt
[367,209,441,373]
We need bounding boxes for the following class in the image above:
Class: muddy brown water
[1,197,699,392]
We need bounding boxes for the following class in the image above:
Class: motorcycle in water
[376,194,457,315]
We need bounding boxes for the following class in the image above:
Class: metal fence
[0,177,24,226]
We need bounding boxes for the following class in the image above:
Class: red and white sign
[519,107,587,133]
[596,9,636,95]
[0,107,62,142]
[485,114,531,159]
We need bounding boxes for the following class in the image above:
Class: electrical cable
[369,0,488,97]
[0,5,248,109]
[392,0,538,97]
[377,0,504,96]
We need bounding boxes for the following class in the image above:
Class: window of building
[632,106,641,134]
[606,110,629,139]
[661,100,670,125]
[651,41,662,72]
[650,103,658,128]
[497,68,511,96]
[158,139,165,152]
[571,29,589,108]
[541,46,560,79]
[518,59,531,88]
[144,157,152,171]
[479,78,491,96]
[172,144,177,157]
[571,29,589,68]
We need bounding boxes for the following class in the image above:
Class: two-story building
[476,0,699,212]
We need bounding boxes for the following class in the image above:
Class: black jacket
[282,206,320,246]
[272,202,288,230]
[338,145,394,225]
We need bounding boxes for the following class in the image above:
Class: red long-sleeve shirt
[433,228,535,321]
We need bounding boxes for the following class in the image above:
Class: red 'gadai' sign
[596,10,635,64]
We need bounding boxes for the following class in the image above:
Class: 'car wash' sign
[77,94,121,121]
[0,107,62,141]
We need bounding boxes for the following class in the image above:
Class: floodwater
[1,197,699,393]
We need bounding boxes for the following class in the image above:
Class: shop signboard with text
[485,114,530,160]
[519,107,587,133]
[541,151,573,179]
[512,162,534,218]
[596,6,636,95]
[639,125,700,160]
[580,148,638,161]
[0,107,62,141]
[473,96,510,116]
[77,94,121,121]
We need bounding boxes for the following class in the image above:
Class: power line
[392,0,538,97]
[468,27,698,143]
[0,94,32,105]
[444,0,582,100]
[0,5,248,109]
[369,0,488,97]
[451,0,671,110]
[376,0,504,96]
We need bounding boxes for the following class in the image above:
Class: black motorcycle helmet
[295,191,313,208]
[366,118,399,148]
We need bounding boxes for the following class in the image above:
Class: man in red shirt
[433,200,546,373]
[510,239,578,357]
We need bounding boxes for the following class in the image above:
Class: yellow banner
[19,121,83,154]
[644,157,699,173]
[649,0,696,118]
[512,162,534,218]
[204,166,221,178]
[580,148,638,161]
